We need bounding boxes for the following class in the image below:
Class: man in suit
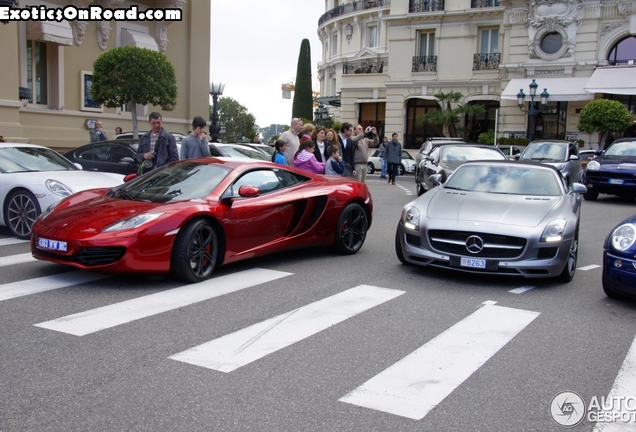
[89,121,108,142]
[337,122,356,177]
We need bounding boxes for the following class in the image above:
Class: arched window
[608,36,636,65]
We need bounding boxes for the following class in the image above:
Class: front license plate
[609,179,624,185]
[460,257,486,269]
[38,237,67,252]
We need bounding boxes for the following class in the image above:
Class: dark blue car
[603,214,636,299]
[582,138,636,200]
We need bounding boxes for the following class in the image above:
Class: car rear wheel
[333,203,368,255]
[5,189,41,239]
[556,226,578,283]
[366,163,374,174]
[171,219,218,283]
[416,182,426,196]
[583,190,598,201]
[602,266,620,298]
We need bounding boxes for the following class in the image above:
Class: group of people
[271,118,403,184]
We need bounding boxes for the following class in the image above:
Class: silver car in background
[518,140,581,186]
[395,161,586,282]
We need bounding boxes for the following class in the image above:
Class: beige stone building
[317,0,636,149]
[0,0,210,150]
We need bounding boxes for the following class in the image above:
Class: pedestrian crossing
[1,243,634,426]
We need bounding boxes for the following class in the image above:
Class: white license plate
[609,179,624,185]
[38,237,67,252]
[460,257,486,269]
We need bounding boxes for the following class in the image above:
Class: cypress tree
[292,39,314,121]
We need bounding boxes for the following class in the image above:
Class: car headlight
[541,218,567,242]
[586,160,600,171]
[401,206,420,231]
[610,223,636,252]
[103,213,164,232]
[46,179,73,197]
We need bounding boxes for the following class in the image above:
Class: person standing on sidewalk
[378,136,388,179]
[385,133,402,185]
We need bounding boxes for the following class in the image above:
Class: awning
[26,20,73,45]
[584,66,636,95]
[121,29,158,51]
[501,77,593,102]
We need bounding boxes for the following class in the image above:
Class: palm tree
[416,91,464,137]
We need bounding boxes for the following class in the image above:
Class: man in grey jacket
[385,133,403,185]
[136,112,179,174]
[180,116,211,160]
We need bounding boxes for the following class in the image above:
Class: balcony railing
[412,56,438,72]
[410,0,445,13]
[319,0,391,26]
[471,0,500,7]
[473,53,500,70]
[343,60,387,75]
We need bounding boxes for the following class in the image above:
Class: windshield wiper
[444,186,466,191]
[115,190,137,200]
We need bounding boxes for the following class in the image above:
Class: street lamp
[516,79,549,142]
[209,81,225,138]
[313,103,329,126]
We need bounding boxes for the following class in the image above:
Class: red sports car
[31,158,373,282]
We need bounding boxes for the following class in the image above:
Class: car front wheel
[556,226,578,282]
[171,219,218,283]
[583,190,598,201]
[333,203,368,255]
[5,189,41,239]
[366,163,374,174]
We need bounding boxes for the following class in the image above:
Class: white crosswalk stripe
[0,238,29,247]
[170,285,405,372]
[0,271,110,302]
[339,303,541,420]
[35,268,292,336]
[0,252,36,268]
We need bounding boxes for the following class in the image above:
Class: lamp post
[209,81,225,138]
[516,79,549,142]
[313,103,329,126]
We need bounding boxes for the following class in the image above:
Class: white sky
[210,1,325,128]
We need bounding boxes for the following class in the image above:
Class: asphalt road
[1,173,635,432]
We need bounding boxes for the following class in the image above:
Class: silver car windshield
[444,165,562,196]
[520,143,566,162]
[111,161,232,203]
[0,146,78,173]
[605,141,636,157]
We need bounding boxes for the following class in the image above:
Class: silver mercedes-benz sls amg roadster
[395,160,587,282]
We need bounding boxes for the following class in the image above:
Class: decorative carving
[72,21,88,46]
[344,23,353,43]
[155,0,186,52]
[526,0,582,60]
[617,0,630,18]
[601,21,625,37]
[328,65,336,77]
[97,21,110,50]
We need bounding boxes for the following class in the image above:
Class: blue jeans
[380,158,387,177]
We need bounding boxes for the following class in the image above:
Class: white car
[367,149,416,176]
[0,143,124,239]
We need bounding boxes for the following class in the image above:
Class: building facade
[317,0,636,149]
[0,0,210,149]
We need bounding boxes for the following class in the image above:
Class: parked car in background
[32,158,372,283]
[240,143,275,158]
[580,138,636,201]
[63,139,140,175]
[602,214,636,299]
[114,131,186,144]
[396,161,586,282]
[209,143,271,161]
[414,138,466,179]
[415,144,507,196]
[518,140,581,186]
[578,149,597,170]
[496,144,526,160]
[0,143,123,239]
[367,149,415,176]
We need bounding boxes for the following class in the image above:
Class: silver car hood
[427,190,561,227]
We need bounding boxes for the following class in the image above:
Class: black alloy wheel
[333,203,368,255]
[557,225,578,282]
[171,219,218,283]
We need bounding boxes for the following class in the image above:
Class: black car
[581,138,636,200]
[63,139,140,175]
[415,144,507,195]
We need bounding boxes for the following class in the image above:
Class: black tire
[395,230,406,263]
[171,219,218,283]
[397,164,405,176]
[366,163,374,174]
[416,181,426,196]
[556,226,578,283]
[602,266,621,298]
[5,189,41,239]
[583,190,598,201]
[333,203,368,255]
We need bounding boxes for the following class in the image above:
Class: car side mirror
[514,154,521,160]
[119,157,135,164]
[569,154,579,161]
[426,155,434,161]
[73,163,83,170]
[123,173,137,182]
[238,185,260,198]
[429,173,443,185]
[571,182,587,194]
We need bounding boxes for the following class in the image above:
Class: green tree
[91,46,177,137]
[416,91,467,137]
[214,97,256,143]
[578,99,632,149]
[292,39,313,121]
